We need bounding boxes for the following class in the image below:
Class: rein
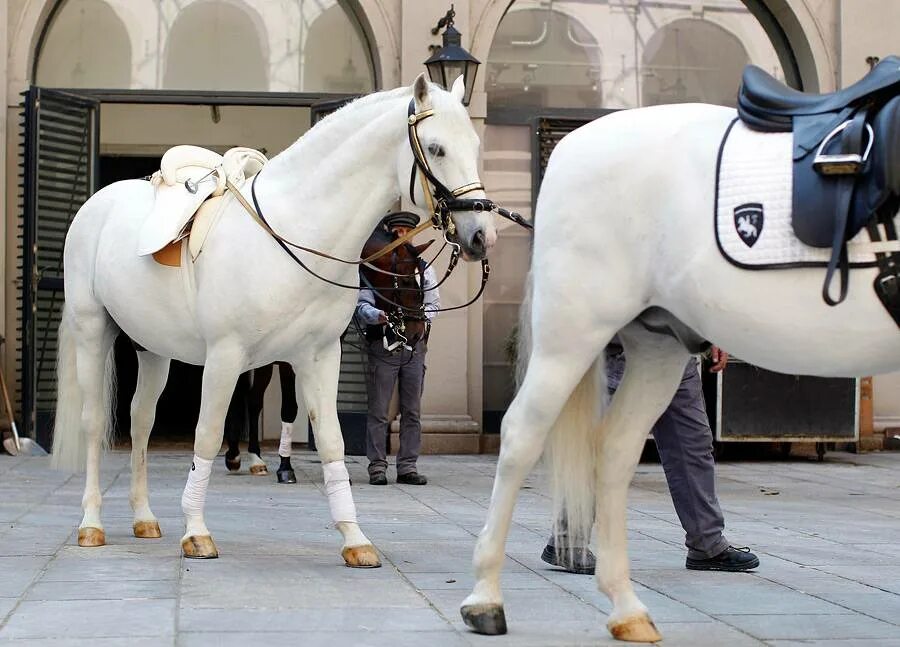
[223,94,530,307]
[226,176,433,266]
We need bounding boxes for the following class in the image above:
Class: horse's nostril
[472,230,486,252]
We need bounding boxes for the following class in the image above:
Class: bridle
[225,95,531,303]
[405,98,533,234]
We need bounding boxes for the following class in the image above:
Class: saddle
[737,56,900,324]
[141,145,268,260]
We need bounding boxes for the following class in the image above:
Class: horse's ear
[413,73,432,110]
[450,75,465,103]
[414,239,435,256]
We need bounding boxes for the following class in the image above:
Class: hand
[377,311,388,324]
[708,346,728,373]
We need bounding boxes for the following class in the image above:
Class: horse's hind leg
[595,325,688,642]
[246,366,270,476]
[294,342,379,568]
[223,372,249,472]
[461,335,607,634]
[130,352,170,539]
[274,363,298,484]
[73,312,118,547]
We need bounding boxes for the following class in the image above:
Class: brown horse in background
[359,224,434,349]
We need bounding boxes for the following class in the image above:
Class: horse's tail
[516,270,606,550]
[50,308,117,472]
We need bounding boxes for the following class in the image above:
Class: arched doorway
[21,0,377,446]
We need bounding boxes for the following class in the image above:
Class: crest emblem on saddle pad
[734,203,764,248]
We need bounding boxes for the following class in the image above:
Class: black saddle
[737,57,900,324]
[739,56,900,130]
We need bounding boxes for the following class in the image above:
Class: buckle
[813,122,874,176]
[877,272,899,297]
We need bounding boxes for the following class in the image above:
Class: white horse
[460,103,900,641]
[51,74,496,565]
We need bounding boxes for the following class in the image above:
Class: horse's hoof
[225,455,241,472]
[133,520,162,539]
[608,613,662,643]
[461,603,508,635]
[249,463,268,476]
[77,527,106,547]
[342,545,381,568]
[277,468,297,484]
[182,535,219,559]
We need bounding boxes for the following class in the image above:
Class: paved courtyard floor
[1,448,900,646]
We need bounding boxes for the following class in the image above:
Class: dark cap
[381,211,420,230]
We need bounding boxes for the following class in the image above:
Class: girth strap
[867,219,900,327]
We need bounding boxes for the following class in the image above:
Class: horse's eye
[427,143,445,158]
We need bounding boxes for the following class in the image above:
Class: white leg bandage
[278,422,294,458]
[181,456,213,533]
[323,460,357,524]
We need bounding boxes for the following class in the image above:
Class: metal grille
[532,117,590,212]
[337,329,368,412]
[19,88,98,447]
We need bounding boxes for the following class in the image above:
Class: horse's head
[361,222,436,346]
[397,73,497,261]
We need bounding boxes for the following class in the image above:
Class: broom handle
[0,366,21,452]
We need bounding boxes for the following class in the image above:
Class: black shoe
[686,546,760,572]
[396,472,427,485]
[541,543,596,575]
[369,472,387,486]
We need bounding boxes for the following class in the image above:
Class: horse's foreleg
[130,352,170,539]
[181,345,245,559]
[276,363,298,484]
[295,344,379,568]
[595,327,688,643]
[461,344,604,635]
[74,314,117,547]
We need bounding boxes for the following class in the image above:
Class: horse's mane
[272,87,413,178]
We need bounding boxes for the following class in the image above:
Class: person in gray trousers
[355,213,439,486]
[543,344,760,573]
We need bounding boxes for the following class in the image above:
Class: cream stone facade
[2,0,898,451]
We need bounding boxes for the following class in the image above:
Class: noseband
[406,99,532,233]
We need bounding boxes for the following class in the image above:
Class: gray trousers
[365,339,426,476]
[552,354,729,560]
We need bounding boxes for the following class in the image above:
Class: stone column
[395,0,482,453]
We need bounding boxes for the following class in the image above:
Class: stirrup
[813,121,874,175]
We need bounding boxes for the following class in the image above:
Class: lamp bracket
[431,5,455,36]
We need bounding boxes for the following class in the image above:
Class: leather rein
[224,97,530,308]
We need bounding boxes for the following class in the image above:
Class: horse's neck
[256,93,411,260]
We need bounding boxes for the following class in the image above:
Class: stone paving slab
[1,449,900,646]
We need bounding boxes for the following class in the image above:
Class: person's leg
[652,358,758,570]
[365,346,399,483]
[396,343,426,483]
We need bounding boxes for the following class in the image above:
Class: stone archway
[8,0,398,92]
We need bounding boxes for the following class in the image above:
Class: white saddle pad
[715,119,877,269]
